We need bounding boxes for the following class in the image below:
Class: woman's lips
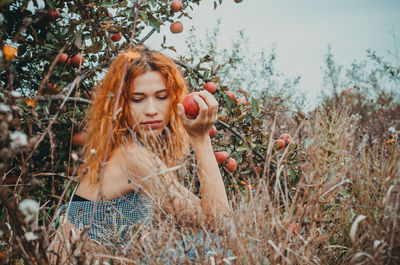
[141,121,162,129]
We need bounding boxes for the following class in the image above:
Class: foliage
[0,0,399,264]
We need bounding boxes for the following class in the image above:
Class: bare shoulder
[118,142,166,170]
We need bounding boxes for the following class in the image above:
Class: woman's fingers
[177,103,190,126]
[194,91,218,122]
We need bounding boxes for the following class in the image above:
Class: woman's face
[130,71,171,138]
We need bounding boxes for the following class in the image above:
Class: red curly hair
[77,45,189,185]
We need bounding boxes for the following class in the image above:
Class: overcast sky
[146,0,400,108]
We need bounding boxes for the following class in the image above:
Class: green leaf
[237,146,248,152]
[148,13,160,33]
[203,70,210,81]
[224,93,233,111]
[21,0,29,11]
[288,167,297,182]
[139,10,148,23]
[47,0,56,11]
[251,97,258,117]
[101,1,116,7]
[190,77,197,89]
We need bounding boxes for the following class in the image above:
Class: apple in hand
[181,93,205,119]
[214,151,229,164]
[204,82,217,93]
[226,158,237,172]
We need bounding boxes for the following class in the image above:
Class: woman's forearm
[190,135,230,215]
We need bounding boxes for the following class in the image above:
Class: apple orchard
[1,0,400,264]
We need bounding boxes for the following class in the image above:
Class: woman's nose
[144,98,158,116]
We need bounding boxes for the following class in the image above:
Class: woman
[51,45,230,263]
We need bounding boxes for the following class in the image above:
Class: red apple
[182,93,205,119]
[225,91,235,101]
[274,139,285,149]
[72,132,87,146]
[209,125,217,138]
[279,133,292,145]
[170,21,183,34]
[48,9,60,19]
[71,54,84,67]
[111,32,122,42]
[214,151,229,164]
[226,158,237,172]
[58,53,70,65]
[234,0,243,3]
[170,0,183,12]
[236,97,246,104]
[204,82,217,93]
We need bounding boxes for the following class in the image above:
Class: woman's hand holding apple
[177,90,218,142]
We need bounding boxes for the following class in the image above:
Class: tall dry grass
[1,103,399,264]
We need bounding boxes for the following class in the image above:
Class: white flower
[19,199,39,223]
[349,215,366,244]
[388,127,396,134]
[0,103,11,112]
[25,232,38,241]
[71,152,78,161]
[10,131,28,149]
[90,149,96,155]
[11,91,22,98]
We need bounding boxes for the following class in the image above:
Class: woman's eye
[132,98,143,102]
[157,96,168,100]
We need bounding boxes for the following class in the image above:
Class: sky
[146,0,400,109]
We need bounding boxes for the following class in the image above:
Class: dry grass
[1,103,399,265]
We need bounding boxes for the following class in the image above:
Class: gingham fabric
[55,191,154,247]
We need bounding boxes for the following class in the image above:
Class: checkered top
[56,191,154,247]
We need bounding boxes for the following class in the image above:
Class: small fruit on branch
[209,125,217,138]
[72,132,87,146]
[215,151,229,164]
[58,53,70,65]
[204,82,217,93]
[170,21,183,34]
[48,9,60,19]
[111,32,122,42]
[71,54,84,67]
[236,97,246,104]
[279,133,292,145]
[226,158,237,172]
[274,139,285,150]
[170,0,183,12]
[225,91,235,101]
